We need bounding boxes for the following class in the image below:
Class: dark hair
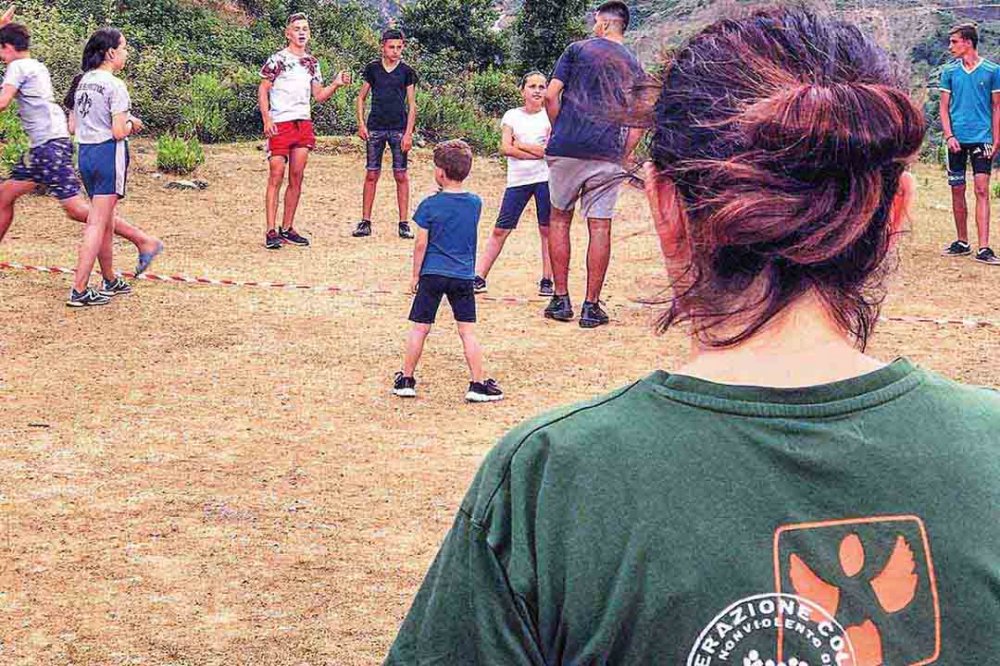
[64,28,123,109]
[0,23,30,51]
[648,8,925,348]
[287,12,309,25]
[520,70,546,88]
[596,1,630,30]
[949,22,979,49]
[433,139,473,181]
[381,28,405,43]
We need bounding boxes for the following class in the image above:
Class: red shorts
[268,119,316,158]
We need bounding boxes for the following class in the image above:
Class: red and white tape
[1,260,996,329]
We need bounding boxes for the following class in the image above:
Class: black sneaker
[942,240,972,257]
[398,221,414,239]
[544,294,573,322]
[466,378,504,403]
[474,276,487,294]
[538,277,554,297]
[99,276,132,297]
[392,371,416,398]
[974,246,1000,265]
[279,227,310,246]
[66,288,110,307]
[265,229,283,249]
[352,220,372,237]
[579,300,610,328]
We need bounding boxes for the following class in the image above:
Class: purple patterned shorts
[9,137,82,201]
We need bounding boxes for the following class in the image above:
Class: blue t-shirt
[546,38,644,162]
[414,191,481,280]
[940,59,1000,144]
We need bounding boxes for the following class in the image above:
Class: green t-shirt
[385,359,1000,665]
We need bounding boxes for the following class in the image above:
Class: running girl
[259,12,351,250]
[473,71,553,296]
[63,28,142,307]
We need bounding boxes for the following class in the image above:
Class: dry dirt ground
[0,140,996,665]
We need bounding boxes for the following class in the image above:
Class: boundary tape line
[1,261,995,329]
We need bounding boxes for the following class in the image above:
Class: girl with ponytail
[63,27,152,306]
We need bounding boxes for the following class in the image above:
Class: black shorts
[947,143,993,186]
[408,274,476,324]
[366,129,408,172]
[496,181,551,230]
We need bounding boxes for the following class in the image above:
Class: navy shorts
[497,181,550,230]
[9,138,81,201]
[366,129,407,172]
[947,143,993,186]
[409,274,476,324]
[78,139,129,198]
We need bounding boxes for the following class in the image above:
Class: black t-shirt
[363,60,418,131]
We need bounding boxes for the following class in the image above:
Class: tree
[401,0,509,71]
[514,0,588,75]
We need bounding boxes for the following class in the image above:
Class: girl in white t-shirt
[474,72,553,296]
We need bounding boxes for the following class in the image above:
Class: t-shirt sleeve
[363,61,377,86]
[2,60,26,90]
[939,66,952,93]
[404,64,418,87]
[260,54,280,82]
[992,66,1000,93]
[413,198,432,230]
[384,509,546,665]
[551,44,575,83]
[500,109,515,129]
[109,79,131,115]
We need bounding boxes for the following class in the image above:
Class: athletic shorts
[9,138,81,201]
[497,181,550,229]
[78,139,129,199]
[409,274,476,324]
[546,155,625,219]
[947,142,993,186]
[268,119,316,159]
[366,129,408,172]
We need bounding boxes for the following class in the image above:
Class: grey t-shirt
[73,69,130,144]
[1,57,69,147]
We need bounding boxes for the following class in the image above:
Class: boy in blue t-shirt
[393,140,504,402]
[939,22,1000,265]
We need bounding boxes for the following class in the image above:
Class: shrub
[157,135,205,174]
[0,106,29,177]
[417,89,501,155]
[180,72,234,142]
[127,42,193,136]
[469,67,521,117]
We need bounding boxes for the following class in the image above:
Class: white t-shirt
[2,57,69,147]
[501,107,550,187]
[73,69,131,145]
[259,49,322,123]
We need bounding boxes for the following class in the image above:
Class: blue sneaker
[135,241,164,275]
[100,276,132,297]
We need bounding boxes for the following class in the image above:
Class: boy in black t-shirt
[353,29,419,240]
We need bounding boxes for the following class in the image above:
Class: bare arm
[402,83,417,152]
[992,91,1000,155]
[111,111,139,141]
[0,83,17,112]
[545,79,564,126]
[411,227,428,292]
[501,125,541,160]
[940,91,959,153]
[312,71,349,104]
[258,79,276,136]
[356,81,371,140]
[0,5,14,27]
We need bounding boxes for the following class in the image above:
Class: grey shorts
[546,155,625,219]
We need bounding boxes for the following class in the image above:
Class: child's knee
[365,169,382,183]
[393,170,409,185]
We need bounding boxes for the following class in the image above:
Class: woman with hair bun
[384,9,999,665]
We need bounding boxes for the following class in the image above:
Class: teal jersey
[939,58,1000,144]
[385,359,1000,665]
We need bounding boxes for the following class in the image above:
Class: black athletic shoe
[352,220,372,237]
[544,294,573,321]
[99,276,132,297]
[974,246,1000,265]
[474,276,487,293]
[265,229,283,249]
[579,300,610,328]
[66,288,110,307]
[392,371,416,398]
[538,277,555,297]
[398,221,414,239]
[279,227,310,246]
[942,240,972,257]
[466,378,504,403]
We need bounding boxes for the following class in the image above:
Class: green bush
[0,106,29,177]
[417,89,501,155]
[157,135,205,174]
[127,42,193,136]
[469,67,521,117]
[180,72,234,142]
